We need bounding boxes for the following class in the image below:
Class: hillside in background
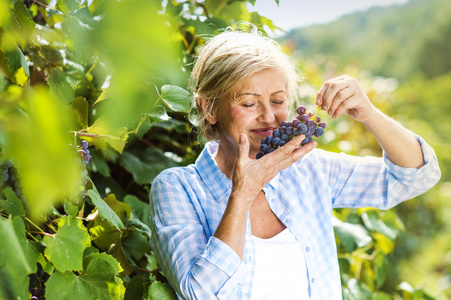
[281,0,451,81]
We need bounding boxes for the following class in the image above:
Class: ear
[197,98,217,125]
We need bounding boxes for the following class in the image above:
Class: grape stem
[306,105,322,119]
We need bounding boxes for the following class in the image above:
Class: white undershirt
[250,228,310,299]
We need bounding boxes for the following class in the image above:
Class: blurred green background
[0,0,449,299]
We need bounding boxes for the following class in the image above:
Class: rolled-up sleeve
[149,172,246,300]
[325,135,440,209]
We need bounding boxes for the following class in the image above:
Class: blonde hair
[189,26,300,141]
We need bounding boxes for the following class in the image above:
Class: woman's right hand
[231,133,317,207]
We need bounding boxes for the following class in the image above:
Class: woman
[149,28,440,299]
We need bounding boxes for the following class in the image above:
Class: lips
[250,127,275,136]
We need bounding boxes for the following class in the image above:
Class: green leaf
[0,217,31,300]
[122,230,150,261]
[333,217,372,252]
[0,43,29,86]
[48,68,75,103]
[3,88,82,219]
[343,279,372,300]
[124,194,151,228]
[120,148,179,185]
[1,187,26,217]
[43,216,91,272]
[248,0,256,5]
[46,253,125,300]
[124,275,146,300]
[361,210,397,240]
[56,0,79,14]
[86,189,125,230]
[160,85,192,113]
[147,281,177,300]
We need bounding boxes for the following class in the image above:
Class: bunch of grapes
[0,160,23,198]
[256,105,326,159]
[29,262,50,300]
[77,140,92,164]
[77,140,91,188]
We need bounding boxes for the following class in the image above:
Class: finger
[278,138,317,170]
[322,80,350,113]
[328,86,355,117]
[316,75,348,107]
[235,133,250,166]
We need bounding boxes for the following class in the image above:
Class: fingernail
[323,105,327,110]
[240,134,245,143]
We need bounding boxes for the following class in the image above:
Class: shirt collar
[195,141,281,201]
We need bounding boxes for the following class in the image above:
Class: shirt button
[285,218,293,226]
[305,247,310,252]
[311,278,315,283]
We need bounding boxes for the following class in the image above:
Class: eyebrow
[237,90,286,97]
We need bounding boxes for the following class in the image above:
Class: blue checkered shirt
[149,136,440,300]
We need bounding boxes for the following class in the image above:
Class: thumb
[236,133,250,163]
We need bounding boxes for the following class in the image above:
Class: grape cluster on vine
[0,160,23,198]
[256,105,326,159]
[29,262,50,300]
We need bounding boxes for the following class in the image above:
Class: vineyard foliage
[0,0,448,299]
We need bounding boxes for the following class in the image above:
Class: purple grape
[297,123,307,133]
[272,137,281,146]
[256,152,264,159]
[293,119,300,127]
[314,127,324,137]
[260,144,269,152]
[281,133,290,142]
[273,129,281,138]
[279,126,287,134]
[300,115,309,122]
[296,106,306,115]
[85,155,92,163]
[286,126,293,136]
[81,140,89,150]
[319,122,326,129]
[280,121,288,127]
[267,136,273,144]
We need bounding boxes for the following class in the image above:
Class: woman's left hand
[315,74,376,122]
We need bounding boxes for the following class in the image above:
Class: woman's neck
[213,142,238,180]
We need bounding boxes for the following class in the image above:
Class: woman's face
[215,68,289,158]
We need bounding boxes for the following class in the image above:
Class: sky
[248,0,409,32]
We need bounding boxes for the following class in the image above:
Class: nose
[257,102,276,124]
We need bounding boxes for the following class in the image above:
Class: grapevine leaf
[144,252,158,272]
[160,85,192,113]
[0,218,31,300]
[147,281,177,300]
[0,44,29,86]
[344,279,372,300]
[122,230,150,261]
[11,0,36,45]
[120,148,179,185]
[46,253,125,300]
[361,210,397,240]
[86,117,128,154]
[43,216,91,272]
[88,150,111,177]
[124,194,151,228]
[333,217,371,253]
[124,275,145,300]
[248,0,256,5]
[1,187,26,217]
[48,68,75,103]
[56,0,79,14]
[109,240,133,277]
[86,189,125,230]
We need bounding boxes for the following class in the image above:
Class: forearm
[363,108,425,168]
[213,191,252,259]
